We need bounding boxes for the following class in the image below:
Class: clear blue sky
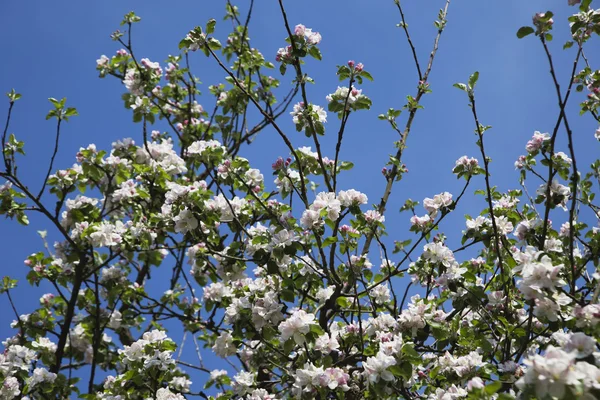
[1,0,598,391]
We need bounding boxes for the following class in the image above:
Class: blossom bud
[294,24,306,37]
[272,157,284,170]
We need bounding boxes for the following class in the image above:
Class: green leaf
[281,289,295,302]
[453,83,467,92]
[6,89,21,102]
[310,324,324,336]
[206,19,216,35]
[336,296,350,308]
[48,97,61,108]
[360,71,374,81]
[402,344,420,359]
[485,381,502,395]
[308,46,322,61]
[283,338,295,353]
[340,161,354,171]
[17,212,29,226]
[468,71,479,89]
[207,38,222,50]
[389,362,412,380]
[322,236,337,247]
[581,0,592,11]
[516,26,534,39]
[64,107,78,117]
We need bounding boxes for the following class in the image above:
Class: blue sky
[1,0,598,391]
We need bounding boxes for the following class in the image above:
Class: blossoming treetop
[1,0,600,399]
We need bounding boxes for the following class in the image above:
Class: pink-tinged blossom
[514,220,532,240]
[212,332,237,358]
[371,285,391,304]
[423,192,453,216]
[112,179,138,203]
[315,286,334,303]
[31,337,57,353]
[363,351,397,383]
[290,102,327,128]
[172,209,198,234]
[516,346,582,399]
[423,242,455,267]
[245,168,264,187]
[311,192,341,221]
[492,194,519,210]
[487,291,506,307]
[537,179,571,209]
[278,310,316,343]
[429,385,468,399]
[518,255,566,299]
[123,68,144,96]
[246,388,277,400]
[337,189,368,207]
[232,371,255,395]
[96,55,109,70]
[156,388,185,400]
[515,154,527,169]
[574,303,600,328]
[365,314,398,336]
[526,131,550,153]
[27,367,57,388]
[326,86,366,105]
[398,295,429,336]
[135,139,187,175]
[453,155,479,171]
[293,24,322,44]
[563,332,596,358]
[186,139,226,156]
[205,194,247,222]
[349,255,373,270]
[300,209,321,229]
[496,215,514,235]
[314,333,340,354]
[0,376,20,399]
[89,221,126,248]
[140,58,162,75]
[363,209,385,224]
[411,214,431,229]
[275,45,293,63]
[317,368,350,391]
[465,216,491,234]
[467,377,485,391]
[270,229,298,248]
[0,181,12,194]
[209,369,228,381]
[554,151,572,165]
[437,351,484,377]
[274,168,300,193]
[292,362,324,395]
[203,282,232,302]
